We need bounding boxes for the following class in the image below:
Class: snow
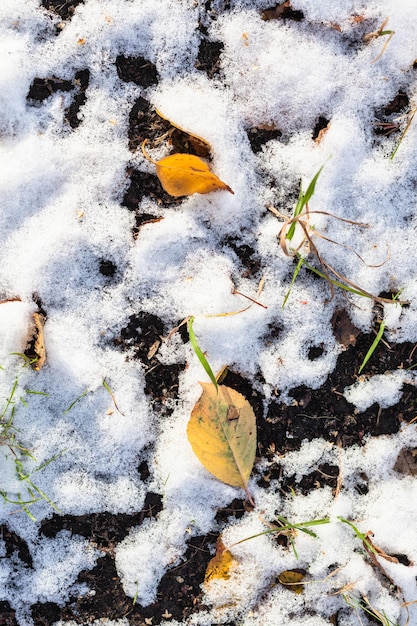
[1,0,417,624]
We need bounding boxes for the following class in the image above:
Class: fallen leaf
[32,312,46,371]
[394,448,417,476]
[204,537,235,583]
[187,383,256,498]
[277,569,306,594]
[155,153,234,197]
[331,309,361,349]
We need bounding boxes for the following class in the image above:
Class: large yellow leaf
[155,153,234,197]
[187,383,256,494]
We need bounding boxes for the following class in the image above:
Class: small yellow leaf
[187,383,256,493]
[205,537,235,583]
[278,569,305,594]
[155,153,234,197]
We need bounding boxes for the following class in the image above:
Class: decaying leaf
[277,569,306,594]
[31,312,46,371]
[331,309,361,349]
[204,537,236,583]
[142,140,233,197]
[187,383,256,500]
[394,448,417,476]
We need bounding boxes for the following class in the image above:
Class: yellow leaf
[187,383,256,494]
[205,537,235,583]
[278,569,305,594]
[155,153,234,197]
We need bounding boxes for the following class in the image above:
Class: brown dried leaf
[331,309,361,349]
[32,312,46,370]
[394,448,417,476]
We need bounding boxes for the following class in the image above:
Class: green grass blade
[102,379,112,394]
[293,184,305,218]
[390,109,416,160]
[286,185,305,240]
[233,516,331,547]
[287,164,326,242]
[25,481,60,512]
[300,257,373,298]
[275,515,331,538]
[282,256,305,307]
[1,378,18,420]
[63,388,89,413]
[338,516,377,554]
[358,321,386,374]
[290,538,298,559]
[286,165,324,240]
[301,164,325,211]
[34,450,66,473]
[188,317,218,390]
[283,164,326,293]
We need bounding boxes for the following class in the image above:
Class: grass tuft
[0,370,59,520]
[232,515,331,559]
[274,167,405,307]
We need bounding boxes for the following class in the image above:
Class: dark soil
[3,2,416,625]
